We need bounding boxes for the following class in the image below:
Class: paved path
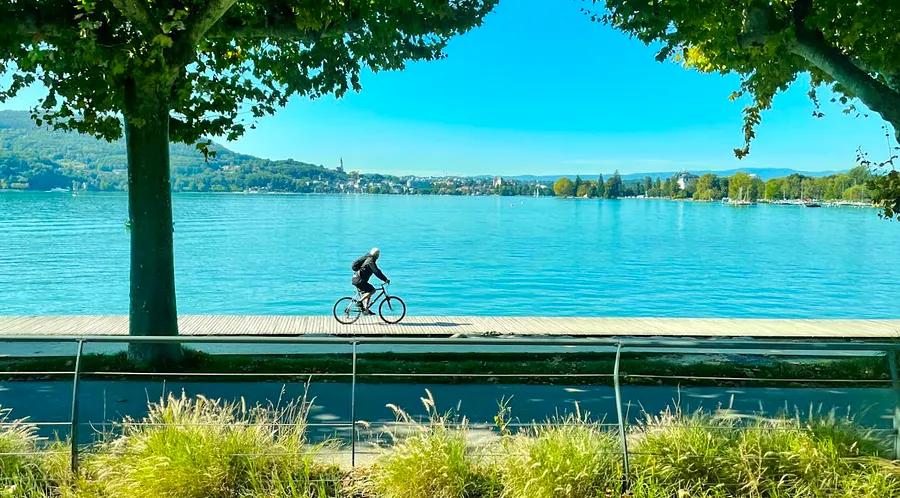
[0,315,899,338]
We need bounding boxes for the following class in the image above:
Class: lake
[2,191,899,317]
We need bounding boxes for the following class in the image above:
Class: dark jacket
[352,256,387,285]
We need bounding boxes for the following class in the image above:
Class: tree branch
[789,26,900,142]
[787,0,898,141]
[850,57,900,93]
[739,1,900,143]
[184,0,238,44]
[168,0,238,67]
[108,0,158,35]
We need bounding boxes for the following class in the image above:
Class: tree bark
[123,75,182,365]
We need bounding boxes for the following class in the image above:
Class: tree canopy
[869,171,900,220]
[604,170,623,198]
[1,0,496,146]
[588,0,899,155]
[596,173,606,197]
[728,172,764,201]
[575,180,594,198]
[694,173,726,201]
[553,177,576,197]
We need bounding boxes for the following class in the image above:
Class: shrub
[494,409,622,498]
[83,391,341,498]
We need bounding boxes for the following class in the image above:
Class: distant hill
[511,168,842,183]
[0,110,348,192]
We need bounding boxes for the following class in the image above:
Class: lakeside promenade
[1,315,898,338]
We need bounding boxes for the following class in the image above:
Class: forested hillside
[0,111,347,192]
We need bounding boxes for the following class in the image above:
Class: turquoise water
[2,191,899,317]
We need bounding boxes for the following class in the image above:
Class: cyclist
[351,247,390,315]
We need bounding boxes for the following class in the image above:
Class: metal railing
[1,333,898,487]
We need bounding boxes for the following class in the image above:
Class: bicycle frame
[354,284,390,307]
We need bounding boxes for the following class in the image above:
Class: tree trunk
[123,76,182,365]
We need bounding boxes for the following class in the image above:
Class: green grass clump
[366,391,497,498]
[630,408,900,498]
[629,409,736,496]
[80,391,341,498]
[834,461,900,498]
[0,406,61,498]
[494,408,622,498]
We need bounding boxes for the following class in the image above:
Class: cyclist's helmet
[370,247,381,259]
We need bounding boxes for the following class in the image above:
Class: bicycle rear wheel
[333,297,362,324]
[378,296,406,324]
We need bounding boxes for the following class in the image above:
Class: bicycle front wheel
[378,296,406,324]
[333,297,362,324]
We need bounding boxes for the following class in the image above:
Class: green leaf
[152,34,174,48]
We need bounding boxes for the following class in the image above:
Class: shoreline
[1,188,882,208]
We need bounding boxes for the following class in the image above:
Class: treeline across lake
[552,172,628,198]
[654,166,874,203]
[552,166,875,203]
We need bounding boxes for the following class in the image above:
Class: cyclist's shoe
[362,309,375,316]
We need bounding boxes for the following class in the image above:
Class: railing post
[613,343,630,490]
[350,340,358,467]
[887,350,900,459]
[69,339,85,475]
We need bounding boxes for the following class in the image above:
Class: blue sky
[2,0,894,176]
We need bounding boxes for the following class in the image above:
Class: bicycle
[332,283,407,324]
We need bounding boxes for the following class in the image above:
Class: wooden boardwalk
[0,315,898,338]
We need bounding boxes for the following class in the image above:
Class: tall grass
[363,390,498,498]
[2,395,898,498]
[629,407,900,498]
[0,406,64,498]
[492,406,622,498]
[79,390,341,498]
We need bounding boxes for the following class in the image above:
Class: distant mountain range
[511,168,842,183]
